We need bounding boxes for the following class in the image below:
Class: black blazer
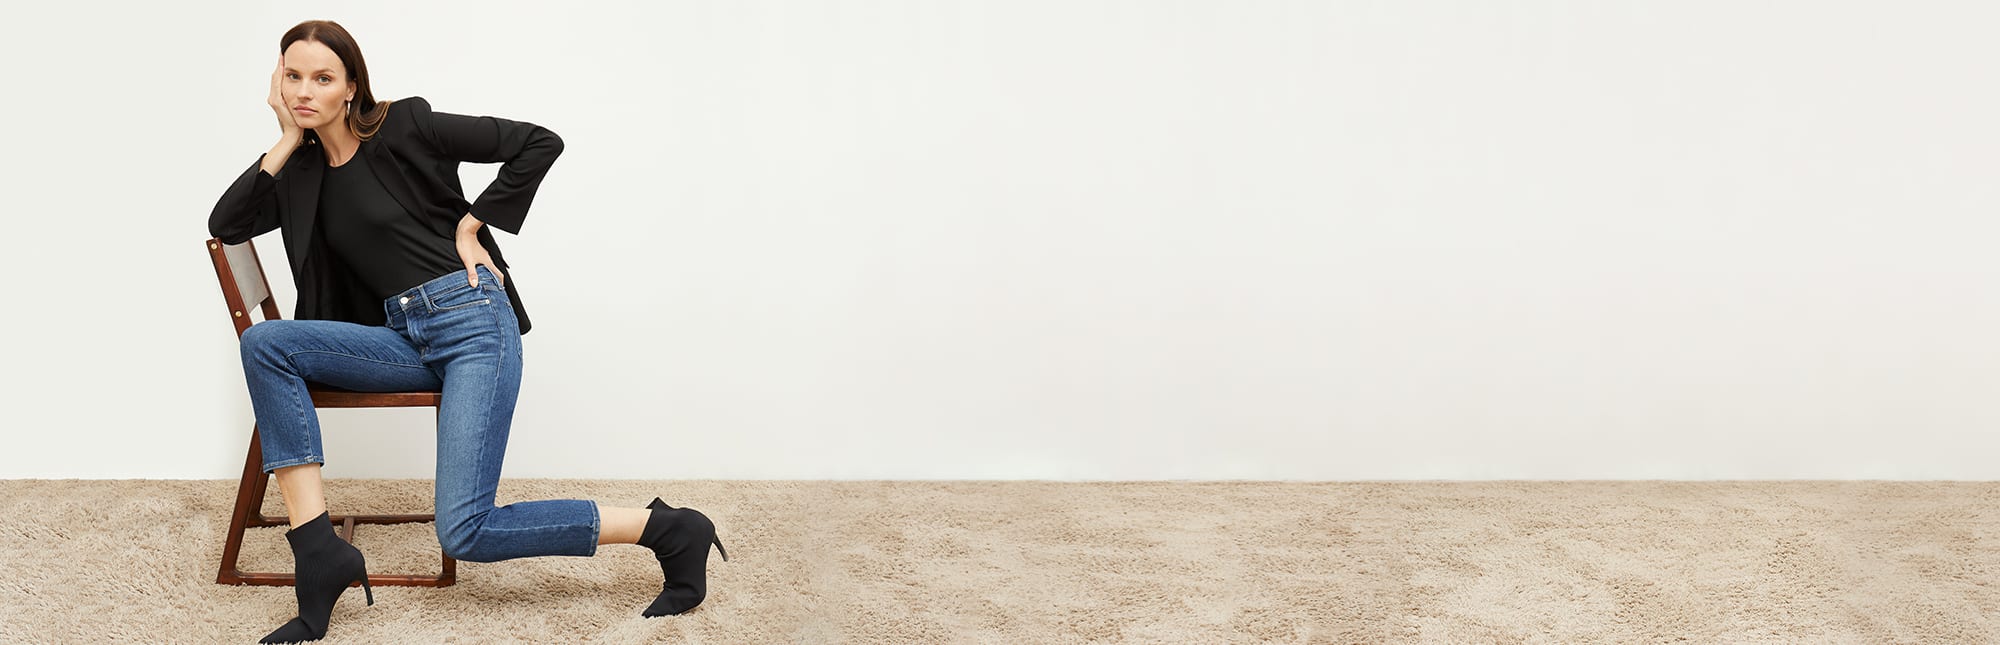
[209,96,562,335]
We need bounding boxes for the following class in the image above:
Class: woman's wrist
[457,213,484,236]
[261,136,302,176]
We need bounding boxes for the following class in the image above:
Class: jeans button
[400,296,410,305]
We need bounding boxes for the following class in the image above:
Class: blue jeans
[238,265,599,562]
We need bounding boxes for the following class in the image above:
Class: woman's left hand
[456,212,504,288]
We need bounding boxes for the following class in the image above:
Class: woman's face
[280,40,354,132]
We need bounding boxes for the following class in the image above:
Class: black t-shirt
[318,142,463,302]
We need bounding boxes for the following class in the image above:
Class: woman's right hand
[267,55,302,141]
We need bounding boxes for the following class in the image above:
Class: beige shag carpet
[1,479,1998,643]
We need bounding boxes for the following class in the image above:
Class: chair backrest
[205,238,283,337]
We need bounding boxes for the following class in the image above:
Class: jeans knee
[438,531,474,562]
[238,321,293,367]
[438,524,490,563]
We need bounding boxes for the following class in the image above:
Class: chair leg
[214,424,265,585]
[217,423,458,587]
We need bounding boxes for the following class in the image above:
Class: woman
[210,20,726,644]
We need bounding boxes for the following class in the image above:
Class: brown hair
[280,20,392,143]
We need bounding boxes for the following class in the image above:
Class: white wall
[2,1,1995,480]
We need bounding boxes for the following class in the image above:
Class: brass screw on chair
[235,311,244,318]
[210,242,219,250]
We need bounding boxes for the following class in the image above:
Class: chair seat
[309,383,443,408]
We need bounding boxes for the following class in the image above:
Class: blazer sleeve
[208,155,282,245]
[406,97,563,236]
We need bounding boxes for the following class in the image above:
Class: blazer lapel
[285,148,325,275]
[363,140,433,235]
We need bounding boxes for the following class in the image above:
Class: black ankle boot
[261,511,373,644]
[637,497,728,617]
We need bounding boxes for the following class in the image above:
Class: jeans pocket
[478,273,510,303]
[431,283,493,312]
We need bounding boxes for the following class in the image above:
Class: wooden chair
[207,237,457,588]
